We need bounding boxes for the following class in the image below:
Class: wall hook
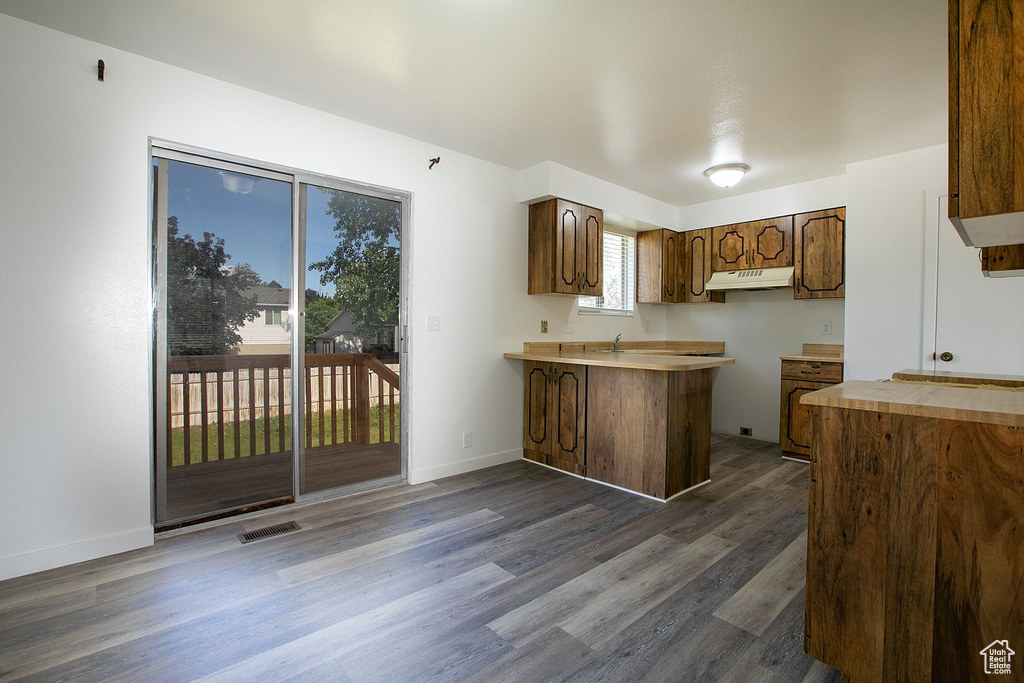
[97,59,105,82]
[428,156,440,170]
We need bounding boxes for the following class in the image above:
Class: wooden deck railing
[166,353,399,467]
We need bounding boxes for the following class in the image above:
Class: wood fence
[166,353,399,467]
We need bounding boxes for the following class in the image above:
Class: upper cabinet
[682,228,725,304]
[793,208,845,299]
[528,198,603,296]
[711,216,794,271]
[636,229,684,303]
[949,0,1024,248]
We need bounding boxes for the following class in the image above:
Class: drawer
[781,360,843,383]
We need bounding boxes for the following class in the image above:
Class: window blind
[579,229,635,314]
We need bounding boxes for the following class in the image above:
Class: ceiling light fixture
[704,163,750,188]
[219,171,256,195]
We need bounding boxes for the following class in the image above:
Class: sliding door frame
[149,138,412,523]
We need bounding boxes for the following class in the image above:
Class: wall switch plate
[540,320,548,333]
[564,319,573,334]
[462,430,473,448]
[426,315,441,332]
[820,320,833,336]
[643,319,650,333]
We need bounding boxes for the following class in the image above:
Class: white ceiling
[0,0,948,206]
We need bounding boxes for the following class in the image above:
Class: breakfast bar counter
[504,341,734,501]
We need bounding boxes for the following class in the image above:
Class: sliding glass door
[299,184,402,494]
[152,144,408,526]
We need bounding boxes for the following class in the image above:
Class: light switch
[426,315,441,332]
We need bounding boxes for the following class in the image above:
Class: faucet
[613,333,622,353]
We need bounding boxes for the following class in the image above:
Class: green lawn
[169,404,399,466]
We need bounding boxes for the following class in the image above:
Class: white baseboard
[0,527,154,581]
[409,448,522,485]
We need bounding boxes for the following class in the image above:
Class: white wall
[844,145,948,380]
[0,15,676,580]
[667,176,848,439]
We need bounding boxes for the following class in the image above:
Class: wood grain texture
[667,367,713,494]
[805,402,1024,681]
[505,350,735,372]
[0,436,840,682]
[521,340,727,355]
[799,380,1024,427]
[522,361,586,475]
[793,208,845,300]
[933,420,1024,682]
[780,379,831,458]
[891,368,1024,387]
[528,198,603,296]
[682,228,726,304]
[712,216,794,271]
[800,344,844,359]
[981,243,1024,276]
[805,407,891,681]
[635,229,667,303]
[781,360,844,383]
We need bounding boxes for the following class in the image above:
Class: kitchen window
[579,228,635,315]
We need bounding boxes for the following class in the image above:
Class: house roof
[245,286,289,306]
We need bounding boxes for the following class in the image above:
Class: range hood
[705,266,794,291]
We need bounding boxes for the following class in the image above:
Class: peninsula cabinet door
[794,208,845,299]
[522,361,586,475]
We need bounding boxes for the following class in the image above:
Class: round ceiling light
[704,163,750,188]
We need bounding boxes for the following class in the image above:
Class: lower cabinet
[522,361,587,475]
[779,358,843,459]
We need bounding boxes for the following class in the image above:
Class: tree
[308,191,400,331]
[166,216,262,355]
[304,296,340,351]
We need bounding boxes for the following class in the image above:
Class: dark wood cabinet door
[712,224,749,271]
[794,208,845,299]
[523,361,553,456]
[682,229,724,303]
[779,379,829,458]
[554,200,582,295]
[663,230,680,301]
[747,216,794,268]
[579,206,603,296]
[635,229,664,303]
[550,363,586,475]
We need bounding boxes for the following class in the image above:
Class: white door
[924,193,1024,375]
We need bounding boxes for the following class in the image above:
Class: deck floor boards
[0,436,841,682]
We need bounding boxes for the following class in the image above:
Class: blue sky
[161,159,354,296]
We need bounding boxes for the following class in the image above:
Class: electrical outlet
[564,319,573,334]
[820,320,833,336]
[462,430,473,449]
[643,319,650,333]
[540,320,548,334]
[740,427,752,436]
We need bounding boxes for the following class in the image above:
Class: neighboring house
[314,309,397,358]
[235,285,290,355]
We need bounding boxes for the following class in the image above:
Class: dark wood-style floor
[0,436,840,682]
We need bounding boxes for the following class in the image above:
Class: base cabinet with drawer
[522,360,587,475]
[779,349,844,460]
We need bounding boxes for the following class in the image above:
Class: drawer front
[782,360,843,383]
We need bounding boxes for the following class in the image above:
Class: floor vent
[238,521,300,544]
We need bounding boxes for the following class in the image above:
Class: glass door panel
[153,156,294,524]
[300,184,402,494]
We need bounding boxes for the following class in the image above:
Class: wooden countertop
[800,379,1024,426]
[780,343,843,363]
[503,350,735,372]
[780,355,845,363]
[891,368,1024,388]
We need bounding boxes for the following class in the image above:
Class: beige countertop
[503,350,735,372]
[891,368,1024,388]
[800,379,1024,426]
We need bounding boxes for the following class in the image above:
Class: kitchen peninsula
[504,341,734,500]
